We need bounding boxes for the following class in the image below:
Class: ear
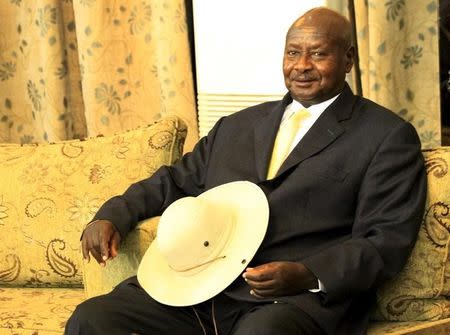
[344,46,355,73]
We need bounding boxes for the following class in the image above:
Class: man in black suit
[66,7,426,335]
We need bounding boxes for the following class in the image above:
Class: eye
[311,51,326,58]
[286,50,299,56]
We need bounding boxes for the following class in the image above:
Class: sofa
[1,115,450,334]
[0,115,186,334]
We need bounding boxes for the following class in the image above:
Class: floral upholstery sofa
[1,115,450,334]
[0,116,187,334]
[82,147,450,335]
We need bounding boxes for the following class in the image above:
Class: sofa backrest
[0,116,186,288]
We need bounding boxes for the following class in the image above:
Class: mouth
[291,78,316,87]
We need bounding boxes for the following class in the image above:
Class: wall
[193,0,325,136]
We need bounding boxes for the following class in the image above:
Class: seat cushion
[0,287,85,334]
[368,318,450,335]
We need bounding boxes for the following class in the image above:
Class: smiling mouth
[292,79,316,87]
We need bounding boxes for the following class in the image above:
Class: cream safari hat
[137,181,269,306]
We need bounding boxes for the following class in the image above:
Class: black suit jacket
[94,84,427,334]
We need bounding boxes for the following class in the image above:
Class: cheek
[317,64,340,81]
[283,61,293,76]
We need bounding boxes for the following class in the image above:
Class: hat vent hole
[241,259,246,264]
[203,241,209,247]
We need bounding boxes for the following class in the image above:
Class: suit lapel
[276,84,357,177]
[253,94,292,181]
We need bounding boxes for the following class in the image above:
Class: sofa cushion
[0,287,84,334]
[368,318,450,335]
[373,147,450,321]
[0,116,186,288]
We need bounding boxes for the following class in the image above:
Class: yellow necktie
[267,109,310,179]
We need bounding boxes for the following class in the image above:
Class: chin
[291,92,318,103]
[289,86,318,99]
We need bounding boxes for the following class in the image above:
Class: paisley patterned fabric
[369,318,450,335]
[2,141,450,333]
[374,148,450,321]
[0,116,186,287]
[0,287,84,334]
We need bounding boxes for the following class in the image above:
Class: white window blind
[193,0,325,137]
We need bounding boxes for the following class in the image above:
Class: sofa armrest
[82,217,160,298]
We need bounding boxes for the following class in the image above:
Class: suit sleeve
[302,121,427,304]
[91,118,224,239]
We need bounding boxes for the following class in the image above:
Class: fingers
[110,231,121,258]
[243,262,314,297]
[244,271,273,282]
[243,266,277,297]
[81,235,90,263]
[250,287,277,297]
[80,220,118,266]
[91,228,106,265]
[245,275,278,297]
[99,229,110,262]
[243,264,275,281]
[250,289,264,298]
[90,248,106,267]
[243,262,284,297]
[244,275,277,297]
[244,278,277,290]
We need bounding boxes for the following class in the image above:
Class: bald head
[282,7,355,105]
[287,7,352,50]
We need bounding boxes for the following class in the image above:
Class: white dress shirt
[280,94,340,157]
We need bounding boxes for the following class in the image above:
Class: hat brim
[137,181,269,306]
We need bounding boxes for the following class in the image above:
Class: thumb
[110,231,121,258]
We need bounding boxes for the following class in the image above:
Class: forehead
[285,27,337,47]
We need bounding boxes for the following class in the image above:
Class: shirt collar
[288,93,340,116]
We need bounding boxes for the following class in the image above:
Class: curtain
[0,0,198,150]
[326,0,347,14]
[354,0,441,148]
[326,0,360,93]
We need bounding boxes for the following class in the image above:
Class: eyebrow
[285,40,331,48]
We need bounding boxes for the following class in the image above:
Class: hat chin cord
[192,298,219,335]
[169,255,226,273]
[167,213,235,275]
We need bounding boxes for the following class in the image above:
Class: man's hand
[81,220,121,266]
[242,261,318,298]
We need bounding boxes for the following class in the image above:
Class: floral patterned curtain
[354,0,441,148]
[0,0,198,150]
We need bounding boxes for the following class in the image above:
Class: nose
[294,54,312,72]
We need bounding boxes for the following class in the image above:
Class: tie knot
[290,108,310,122]
[282,108,310,129]
[266,107,310,179]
